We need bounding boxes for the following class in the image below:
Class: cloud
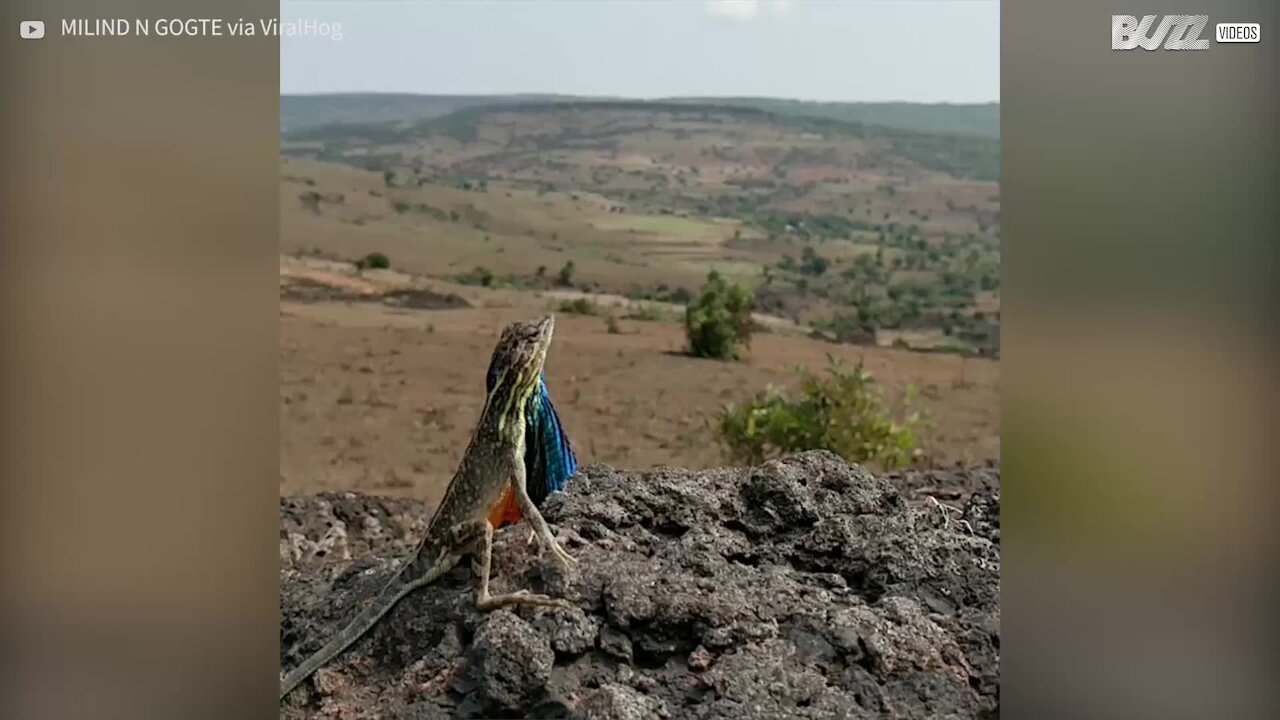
[705,0,792,22]
[705,0,761,21]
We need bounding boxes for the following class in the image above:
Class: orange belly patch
[487,488,523,529]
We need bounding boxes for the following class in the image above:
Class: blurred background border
[0,1,1275,718]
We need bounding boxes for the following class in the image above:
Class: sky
[280,1,999,103]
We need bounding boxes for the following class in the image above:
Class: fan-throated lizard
[280,314,576,701]
[485,368,578,531]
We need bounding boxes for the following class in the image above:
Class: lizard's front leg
[472,519,568,611]
[511,462,577,569]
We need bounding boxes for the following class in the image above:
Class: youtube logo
[20,20,45,39]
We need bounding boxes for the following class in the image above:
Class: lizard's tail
[279,573,425,701]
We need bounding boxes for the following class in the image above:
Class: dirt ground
[279,268,999,503]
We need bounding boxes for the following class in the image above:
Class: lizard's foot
[527,526,583,548]
[548,538,577,569]
[476,588,571,611]
[926,496,974,535]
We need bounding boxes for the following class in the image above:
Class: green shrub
[456,266,494,287]
[685,271,754,360]
[800,246,829,276]
[558,297,597,315]
[717,356,927,469]
[625,302,668,322]
[354,252,390,270]
[558,260,576,287]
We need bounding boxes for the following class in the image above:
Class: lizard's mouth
[531,315,555,368]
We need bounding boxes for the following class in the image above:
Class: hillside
[665,97,1000,139]
[281,93,585,134]
[281,94,1000,140]
[280,100,1000,356]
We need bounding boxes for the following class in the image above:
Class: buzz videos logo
[1112,15,1210,50]
[1112,15,1261,50]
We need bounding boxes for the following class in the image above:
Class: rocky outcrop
[280,452,1000,719]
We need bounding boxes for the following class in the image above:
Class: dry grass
[278,265,998,503]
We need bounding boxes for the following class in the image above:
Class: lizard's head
[483,315,555,433]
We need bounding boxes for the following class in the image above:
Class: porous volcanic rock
[280,451,1000,719]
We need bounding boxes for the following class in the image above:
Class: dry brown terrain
[281,102,1000,355]
[279,101,1000,503]
[278,261,998,504]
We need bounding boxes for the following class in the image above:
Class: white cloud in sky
[705,1,761,21]
[704,1,794,22]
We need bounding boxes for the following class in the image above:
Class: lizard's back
[418,426,518,548]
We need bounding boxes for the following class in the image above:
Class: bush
[685,271,754,360]
[625,302,668,322]
[354,252,390,270]
[558,297,597,315]
[813,313,876,345]
[456,266,494,287]
[800,246,829,276]
[558,260,576,287]
[717,356,927,470]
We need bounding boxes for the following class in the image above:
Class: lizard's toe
[554,545,578,568]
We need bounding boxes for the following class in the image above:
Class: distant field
[277,259,1000,501]
[592,213,728,238]
[281,98,1000,356]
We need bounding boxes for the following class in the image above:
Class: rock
[576,683,664,720]
[467,612,555,713]
[599,626,634,662]
[279,451,1000,719]
[687,645,715,671]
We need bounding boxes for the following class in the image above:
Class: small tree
[800,246,829,276]
[558,260,576,287]
[685,271,753,360]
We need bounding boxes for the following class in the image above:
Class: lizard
[280,314,576,701]
[484,369,578,532]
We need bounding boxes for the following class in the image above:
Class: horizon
[280,90,999,106]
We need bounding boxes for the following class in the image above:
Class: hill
[664,97,1000,139]
[281,93,585,134]
[281,93,1000,140]
[280,99,999,356]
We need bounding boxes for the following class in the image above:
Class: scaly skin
[486,372,578,529]
[280,315,576,701]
